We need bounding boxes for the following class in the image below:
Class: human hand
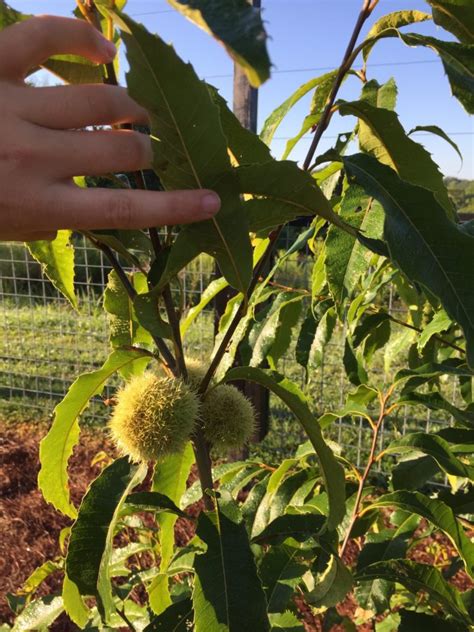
[0,15,221,241]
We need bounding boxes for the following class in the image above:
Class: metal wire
[0,232,461,469]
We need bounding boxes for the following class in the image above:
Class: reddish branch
[303,0,379,170]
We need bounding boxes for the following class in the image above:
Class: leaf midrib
[214,506,231,626]
[131,28,245,292]
[430,2,474,43]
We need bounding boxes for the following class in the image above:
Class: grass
[0,293,456,467]
[0,242,461,466]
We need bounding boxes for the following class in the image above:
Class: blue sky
[15,0,474,178]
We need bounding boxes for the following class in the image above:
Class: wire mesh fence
[0,233,461,470]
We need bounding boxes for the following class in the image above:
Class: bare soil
[0,422,472,631]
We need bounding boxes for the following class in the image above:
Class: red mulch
[1,422,472,631]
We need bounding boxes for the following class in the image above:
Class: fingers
[43,129,153,177]
[0,15,116,80]
[43,184,221,231]
[20,84,149,130]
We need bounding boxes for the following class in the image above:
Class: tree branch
[340,388,393,558]
[90,237,177,371]
[303,0,376,170]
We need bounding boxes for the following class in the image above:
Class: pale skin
[0,15,221,242]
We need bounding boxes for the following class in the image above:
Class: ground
[1,421,471,631]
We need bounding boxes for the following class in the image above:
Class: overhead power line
[204,59,440,80]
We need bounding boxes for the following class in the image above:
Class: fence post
[214,0,270,443]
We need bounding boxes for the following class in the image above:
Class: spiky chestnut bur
[201,384,256,451]
[108,373,199,462]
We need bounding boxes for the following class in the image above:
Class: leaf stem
[339,387,391,558]
[198,228,282,395]
[370,309,466,356]
[303,0,376,170]
[149,228,188,380]
[149,229,215,510]
[116,606,137,632]
[90,236,176,371]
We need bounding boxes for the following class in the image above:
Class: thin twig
[148,228,215,509]
[91,237,177,371]
[369,309,466,356]
[116,607,137,632]
[149,228,188,379]
[339,388,392,558]
[303,0,376,170]
[198,228,282,395]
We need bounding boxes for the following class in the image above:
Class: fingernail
[201,192,221,216]
[103,39,117,61]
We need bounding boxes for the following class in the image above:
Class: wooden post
[225,0,270,443]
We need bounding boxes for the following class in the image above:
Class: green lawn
[0,295,455,467]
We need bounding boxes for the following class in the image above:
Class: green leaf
[238,161,356,235]
[356,530,410,613]
[11,596,64,632]
[27,231,77,309]
[308,306,337,368]
[181,277,228,339]
[261,72,336,146]
[145,599,194,631]
[363,10,432,60]
[223,367,346,530]
[62,574,90,629]
[296,309,318,371]
[87,229,153,268]
[399,391,474,428]
[209,86,272,165]
[259,544,308,613]
[104,270,153,377]
[269,611,304,631]
[66,457,147,622]
[426,0,474,44]
[132,288,174,341]
[418,309,453,351]
[124,491,188,518]
[398,609,463,631]
[18,560,62,597]
[43,56,104,84]
[149,444,194,615]
[360,77,399,111]
[355,560,471,624]
[166,0,270,87]
[249,458,299,537]
[385,433,474,479]
[339,100,454,216]
[438,486,474,515]
[251,293,304,368]
[343,154,474,368]
[38,348,149,518]
[409,125,463,164]
[118,13,252,293]
[282,71,344,160]
[306,554,353,609]
[326,186,383,308]
[252,512,326,544]
[318,384,378,429]
[193,494,270,632]
[368,491,474,577]
[392,455,440,491]
[365,31,474,114]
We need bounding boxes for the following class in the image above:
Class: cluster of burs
[109,360,256,462]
